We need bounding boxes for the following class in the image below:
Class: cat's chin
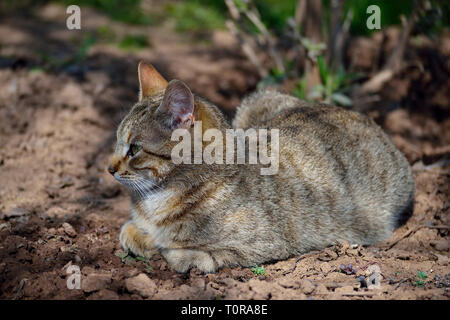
[128,182,163,198]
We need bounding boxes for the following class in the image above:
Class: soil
[0,4,448,300]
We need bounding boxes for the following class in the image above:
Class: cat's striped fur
[108,62,414,273]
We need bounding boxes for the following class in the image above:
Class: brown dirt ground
[0,4,449,300]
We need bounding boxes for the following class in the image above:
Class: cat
[107,61,415,273]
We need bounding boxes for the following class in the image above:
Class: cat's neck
[194,97,230,133]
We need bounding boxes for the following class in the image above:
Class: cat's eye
[127,144,141,157]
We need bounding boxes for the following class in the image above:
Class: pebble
[0,223,10,231]
[300,279,315,294]
[62,222,77,237]
[430,240,450,251]
[320,262,332,274]
[335,285,355,294]
[0,207,30,220]
[82,273,112,293]
[125,273,157,298]
[88,289,119,300]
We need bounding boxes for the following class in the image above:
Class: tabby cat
[107,61,414,273]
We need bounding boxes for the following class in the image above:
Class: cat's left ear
[158,80,194,129]
[138,61,168,100]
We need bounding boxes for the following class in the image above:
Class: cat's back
[233,89,415,242]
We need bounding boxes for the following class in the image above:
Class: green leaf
[417,271,428,280]
[413,280,425,287]
[115,251,128,260]
[332,93,353,107]
[251,265,266,276]
[317,55,328,83]
[136,256,147,262]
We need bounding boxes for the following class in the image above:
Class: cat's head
[107,61,196,194]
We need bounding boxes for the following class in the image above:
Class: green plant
[97,25,116,43]
[166,1,225,33]
[251,265,266,276]
[257,67,287,89]
[413,270,428,287]
[118,34,150,50]
[73,35,96,63]
[61,0,152,25]
[413,280,425,287]
[417,271,428,280]
[294,56,361,107]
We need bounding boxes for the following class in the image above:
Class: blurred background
[0,0,449,300]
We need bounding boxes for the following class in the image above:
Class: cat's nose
[107,164,118,175]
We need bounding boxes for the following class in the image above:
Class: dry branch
[225,0,285,76]
[360,0,422,94]
[226,20,268,78]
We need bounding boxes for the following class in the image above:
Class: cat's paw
[119,221,157,258]
[162,248,218,274]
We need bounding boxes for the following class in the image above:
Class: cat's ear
[158,80,194,129]
[138,61,168,100]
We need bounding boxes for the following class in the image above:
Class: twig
[225,0,285,74]
[425,225,450,229]
[286,18,306,77]
[393,279,408,290]
[359,261,377,271]
[328,0,346,69]
[226,20,267,78]
[294,0,306,27]
[360,69,394,94]
[13,279,26,300]
[224,0,240,20]
[360,0,421,94]
[242,2,285,73]
[384,226,423,251]
[384,223,450,251]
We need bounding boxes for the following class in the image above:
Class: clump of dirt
[0,4,448,300]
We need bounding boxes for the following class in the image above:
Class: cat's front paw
[162,249,218,274]
[119,221,157,258]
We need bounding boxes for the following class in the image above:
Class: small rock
[88,289,119,300]
[191,278,205,289]
[347,248,360,257]
[315,283,329,295]
[62,222,77,237]
[277,277,301,289]
[335,285,355,294]
[430,240,450,252]
[338,241,350,254]
[0,207,30,220]
[434,274,450,288]
[61,260,72,271]
[82,273,112,293]
[159,260,167,271]
[124,268,140,278]
[125,273,157,298]
[300,279,315,294]
[365,265,382,289]
[320,262,332,274]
